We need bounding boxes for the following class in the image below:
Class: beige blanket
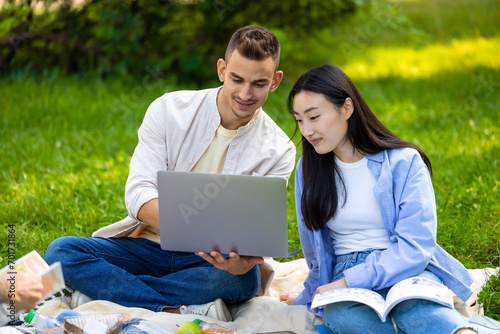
[35,259,498,334]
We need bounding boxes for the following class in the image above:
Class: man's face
[216,50,283,129]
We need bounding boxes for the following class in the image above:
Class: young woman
[281,64,500,334]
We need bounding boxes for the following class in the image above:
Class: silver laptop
[158,171,299,258]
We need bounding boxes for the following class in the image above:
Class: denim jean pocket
[332,259,352,281]
[332,250,376,282]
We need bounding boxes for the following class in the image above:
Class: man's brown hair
[225,25,280,70]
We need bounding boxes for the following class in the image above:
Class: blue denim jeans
[322,250,478,334]
[44,236,260,312]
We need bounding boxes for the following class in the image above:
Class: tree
[0,0,365,84]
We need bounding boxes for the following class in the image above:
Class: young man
[44,25,296,322]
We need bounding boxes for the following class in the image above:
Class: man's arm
[125,98,168,227]
[137,198,160,230]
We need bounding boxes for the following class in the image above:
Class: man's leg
[44,236,260,312]
[136,250,260,307]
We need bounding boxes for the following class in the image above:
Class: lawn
[1,0,499,319]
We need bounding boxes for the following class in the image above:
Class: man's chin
[231,108,258,120]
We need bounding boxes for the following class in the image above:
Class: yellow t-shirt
[138,125,237,243]
[191,125,237,173]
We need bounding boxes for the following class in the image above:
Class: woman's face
[293,91,354,158]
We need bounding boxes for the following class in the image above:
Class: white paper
[83,320,108,334]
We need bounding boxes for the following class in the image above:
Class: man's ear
[269,70,283,93]
[343,97,354,120]
[217,58,226,82]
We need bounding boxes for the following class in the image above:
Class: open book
[1,250,65,299]
[311,276,454,322]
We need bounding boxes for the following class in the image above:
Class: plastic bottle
[193,319,237,334]
[25,310,62,331]
[55,310,82,324]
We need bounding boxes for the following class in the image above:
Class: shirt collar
[366,151,384,162]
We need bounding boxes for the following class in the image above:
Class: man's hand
[196,251,264,275]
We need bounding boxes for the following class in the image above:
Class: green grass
[478,271,500,320]
[1,0,499,319]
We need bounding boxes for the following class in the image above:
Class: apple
[177,321,202,334]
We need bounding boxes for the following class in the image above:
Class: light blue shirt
[294,148,473,314]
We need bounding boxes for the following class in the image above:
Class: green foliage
[478,273,500,320]
[0,0,366,84]
[0,74,173,262]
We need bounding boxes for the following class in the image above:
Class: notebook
[158,171,299,258]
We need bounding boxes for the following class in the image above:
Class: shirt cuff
[128,190,158,220]
[343,262,372,290]
[294,290,311,306]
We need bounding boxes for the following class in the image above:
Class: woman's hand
[280,292,299,305]
[315,277,348,295]
[196,251,264,275]
[311,277,348,312]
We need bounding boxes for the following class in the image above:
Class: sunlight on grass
[343,37,499,80]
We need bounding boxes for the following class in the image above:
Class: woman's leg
[323,301,397,334]
[390,271,499,334]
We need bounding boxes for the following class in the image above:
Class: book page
[311,288,386,319]
[41,262,66,298]
[383,277,454,321]
[0,250,49,275]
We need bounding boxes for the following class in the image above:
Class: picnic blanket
[28,259,498,334]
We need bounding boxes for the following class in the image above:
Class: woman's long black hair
[288,64,432,231]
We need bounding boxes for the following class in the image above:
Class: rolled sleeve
[125,98,168,219]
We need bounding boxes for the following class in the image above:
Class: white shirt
[327,156,391,255]
[93,87,296,238]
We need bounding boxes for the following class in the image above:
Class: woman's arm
[344,151,437,291]
[288,159,322,306]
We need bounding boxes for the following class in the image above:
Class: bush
[0,0,366,84]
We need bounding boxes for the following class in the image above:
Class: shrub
[0,0,366,84]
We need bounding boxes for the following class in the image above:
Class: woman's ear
[343,97,354,120]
